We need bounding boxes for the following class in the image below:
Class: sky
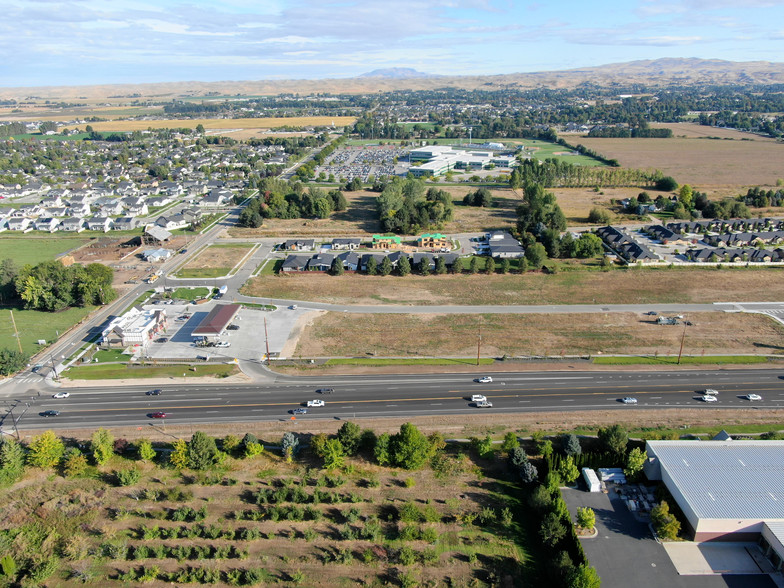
[2,0,784,88]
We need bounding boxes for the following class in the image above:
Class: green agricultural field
[511,139,606,167]
[0,237,91,265]
[0,306,94,356]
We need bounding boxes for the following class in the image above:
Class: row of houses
[281,251,461,273]
[596,226,658,263]
[687,247,784,263]
[280,234,452,252]
[666,218,784,236]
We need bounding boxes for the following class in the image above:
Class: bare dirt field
[576,124,784,188]
[180,243,254,271]
[293,311,784,358]
[242,267,784,307]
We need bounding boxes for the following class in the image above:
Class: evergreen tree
[187,432,219,470]
[91,428,115,466]
[366,256,378,275]
[397,255,411,276]
[336,421,362,456]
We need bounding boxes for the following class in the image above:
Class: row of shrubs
[119,505,208,522]
[116,565,277,586]
[110,543,248,561]
[137,524,265,541]
[254,486,361,505]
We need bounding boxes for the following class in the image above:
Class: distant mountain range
[2,58,783,102]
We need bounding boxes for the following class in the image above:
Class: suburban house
[417,233,450,249]
[87,217,113,232]
[113,217,140,231]
[155,214,190,231]
[487,232,526,258]
[307,253,335,272]
[596,226,658,263]
[372,235,402,249]
[282,239,316,251]
[331,238,361,250]
[101,307,167,347]
[142,248,172,262]
[336,251,360,271]
[60,218,85,232]
[33,217,60,232]
[7,218,31,231]
[281,255,312,272]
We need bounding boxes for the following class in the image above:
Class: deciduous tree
[27,430,65,469]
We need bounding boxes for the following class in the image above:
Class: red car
[149,411,167,418]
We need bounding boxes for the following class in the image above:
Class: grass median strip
[64,364,239,380]
[325,358,496,366]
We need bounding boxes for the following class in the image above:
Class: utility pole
[9,310,23,354]
[264,317,270,365]
[677,319,687,365]
[476,324,482,366]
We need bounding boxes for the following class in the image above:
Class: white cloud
[134,19,239,36]
[258,35,319,44]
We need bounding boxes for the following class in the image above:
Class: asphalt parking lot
[142,301,306,362]
[561,486,778,588]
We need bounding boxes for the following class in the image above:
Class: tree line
[509,158,659,189]
[377,177,454,234]
[238,178,347,228]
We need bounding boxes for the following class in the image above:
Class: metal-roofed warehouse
[192,304,241,341]
[644,440,784,542]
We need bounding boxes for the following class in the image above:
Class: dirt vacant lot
[293,311,784,358]
[577,124,784,188]
[179,243,254,275]
[242,267,784,306]
[70,116,356,132]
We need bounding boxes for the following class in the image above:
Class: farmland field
[575,123,784,187]
[68,116,356,132]
[293,311,784,358]
[0,427,539,587]
[242,267,784,306]
[0,237,90,265]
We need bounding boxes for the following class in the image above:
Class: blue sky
[2,0,784,87]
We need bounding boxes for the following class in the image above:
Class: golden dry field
[576,123,784,188]
[182,244,254,271]
[72,116,355,132]
[293,311,784,358]
[242,268,784,307]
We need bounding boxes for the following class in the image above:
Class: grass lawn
[167,287,211,300]
[174,267,232,279]
[0,306,95,356]
[93,348,132,362]
[121,290,154,313]
[0,237,91,265]
[63,363,239,380]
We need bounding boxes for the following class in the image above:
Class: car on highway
[292,408,308,415]
[475,376,493,383]
[215,341,231,348]
[316,388,334,394]
[620,397,638,404]
[146,389,162,396]
[471,394,487,403]
[40,410,60,417]
[148,411,167,418]
[700,395,718,402]
[307,399,325,407]
[475,401,493,408]
[744,394,763,401]
[52,392,70,399]
[700,388,719,395]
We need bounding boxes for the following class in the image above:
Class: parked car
[621,397,638,404]
[149,411,167,418]
[215,341,231,348]
[289,304,298,310]
[307,399,325,407]
[40,410,60,417]
[744,394,763,401]
[292,408,307,415]
[700,395,718,402]
[146,389,162,396]
[700,389,719,395]
[227,324,240,331]
[471,394,487,403]
[52,392,70,399]
[645,311,658,316]
[475,376,493,383]
[475,401,493,408]
[156,337,169,343]
[316,388,334,394]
